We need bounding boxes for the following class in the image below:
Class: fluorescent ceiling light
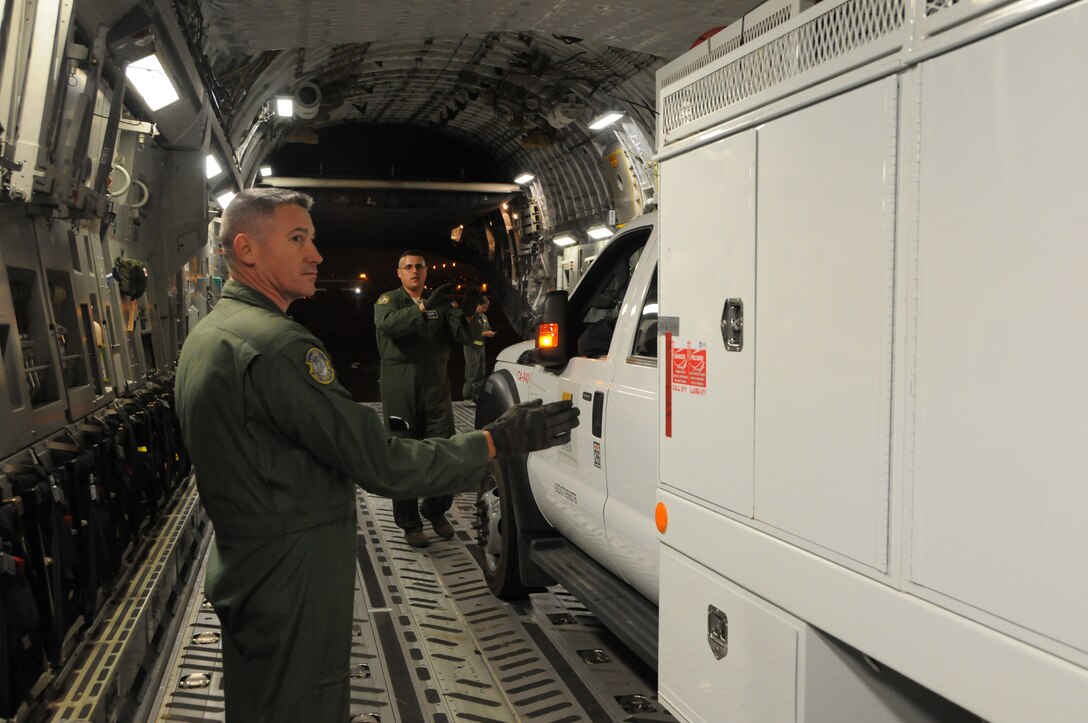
[276,96,294,117]
[259,165,273,176]
[588,111,624,130]
[514,172,535,185]
[216,190,237,208]
[205,154,222,179]
[586,224,614,240]
[125,54,180,111]
[552,234,577,247]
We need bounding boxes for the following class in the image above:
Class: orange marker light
[538,323,559,348]
[655,502,668,534]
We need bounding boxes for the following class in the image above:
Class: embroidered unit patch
[377,295,390,304]
[305,347,335,384]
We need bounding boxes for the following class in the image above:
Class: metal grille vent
[661,27,744,88]
[924,0,962,16]
[743,6,794,42]
[661,0,906,139]
[662,0,807,88]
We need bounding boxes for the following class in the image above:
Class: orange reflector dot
[538,323,559,348]
[655,502,668,534]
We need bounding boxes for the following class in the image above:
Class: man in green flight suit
[176,188,578,723]
[374,251,483,547]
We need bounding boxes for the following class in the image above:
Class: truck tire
[476,458,537,599]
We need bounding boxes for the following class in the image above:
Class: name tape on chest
[305,347,335,384]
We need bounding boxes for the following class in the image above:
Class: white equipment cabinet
[655,0,1088,719]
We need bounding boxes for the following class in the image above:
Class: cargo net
[661,0,906,139]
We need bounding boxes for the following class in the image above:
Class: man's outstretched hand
[484,399,580,457]
[423,283,455,310]
[461,287,482,314]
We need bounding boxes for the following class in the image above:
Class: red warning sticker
[671,343,707,395]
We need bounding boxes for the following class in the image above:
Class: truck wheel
[476,458,533,599]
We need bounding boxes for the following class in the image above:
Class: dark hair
[397,249,427,265]
[220,188,314,263]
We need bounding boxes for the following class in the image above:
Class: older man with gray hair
[176,187,578,722]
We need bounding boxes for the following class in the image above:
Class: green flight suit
[373,286,480,530]
[463,311,491,400]
[176,280,488,723]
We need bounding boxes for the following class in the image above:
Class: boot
[404,529,429,548]
[425,514,455,540]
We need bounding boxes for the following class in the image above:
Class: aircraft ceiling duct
[294,82,322,120]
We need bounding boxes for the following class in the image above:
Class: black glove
[484,399,580,457]
[423,282,455,310]
[462,288,482,314]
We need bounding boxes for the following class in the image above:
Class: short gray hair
[220,188,314,263]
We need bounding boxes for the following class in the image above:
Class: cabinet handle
[720,298,744,352]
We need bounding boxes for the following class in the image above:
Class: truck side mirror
[534,289,569,369]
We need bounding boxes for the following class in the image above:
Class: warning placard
[672,345,707,394]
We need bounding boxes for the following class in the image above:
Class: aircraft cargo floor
[43,403,674,723]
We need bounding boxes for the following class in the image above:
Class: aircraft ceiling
[75,0,767,309]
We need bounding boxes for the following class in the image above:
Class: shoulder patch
[377,295,391,305]
[305,347,335,384]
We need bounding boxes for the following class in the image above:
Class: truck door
[526,225,653,579]
[602,261,660,603]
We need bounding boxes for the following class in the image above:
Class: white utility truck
[474,211,664,663]
[473,0,1088,719]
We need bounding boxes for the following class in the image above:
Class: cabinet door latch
[707,605,728,659]
[721,298,743,352]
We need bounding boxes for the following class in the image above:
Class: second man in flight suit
[375,251,482,547]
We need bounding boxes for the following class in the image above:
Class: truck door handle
[592,391,604,438]
[721,298,743,352]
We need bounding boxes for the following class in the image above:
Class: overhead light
[215,190,237,208]
[276,96,294,117]
[259,165,273,176]
[586,224,614,240]
[125,53,180,111]
[514,172,535,185]
[553,234,577,247]
[589,111,624,130]
[205,154,222,179]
